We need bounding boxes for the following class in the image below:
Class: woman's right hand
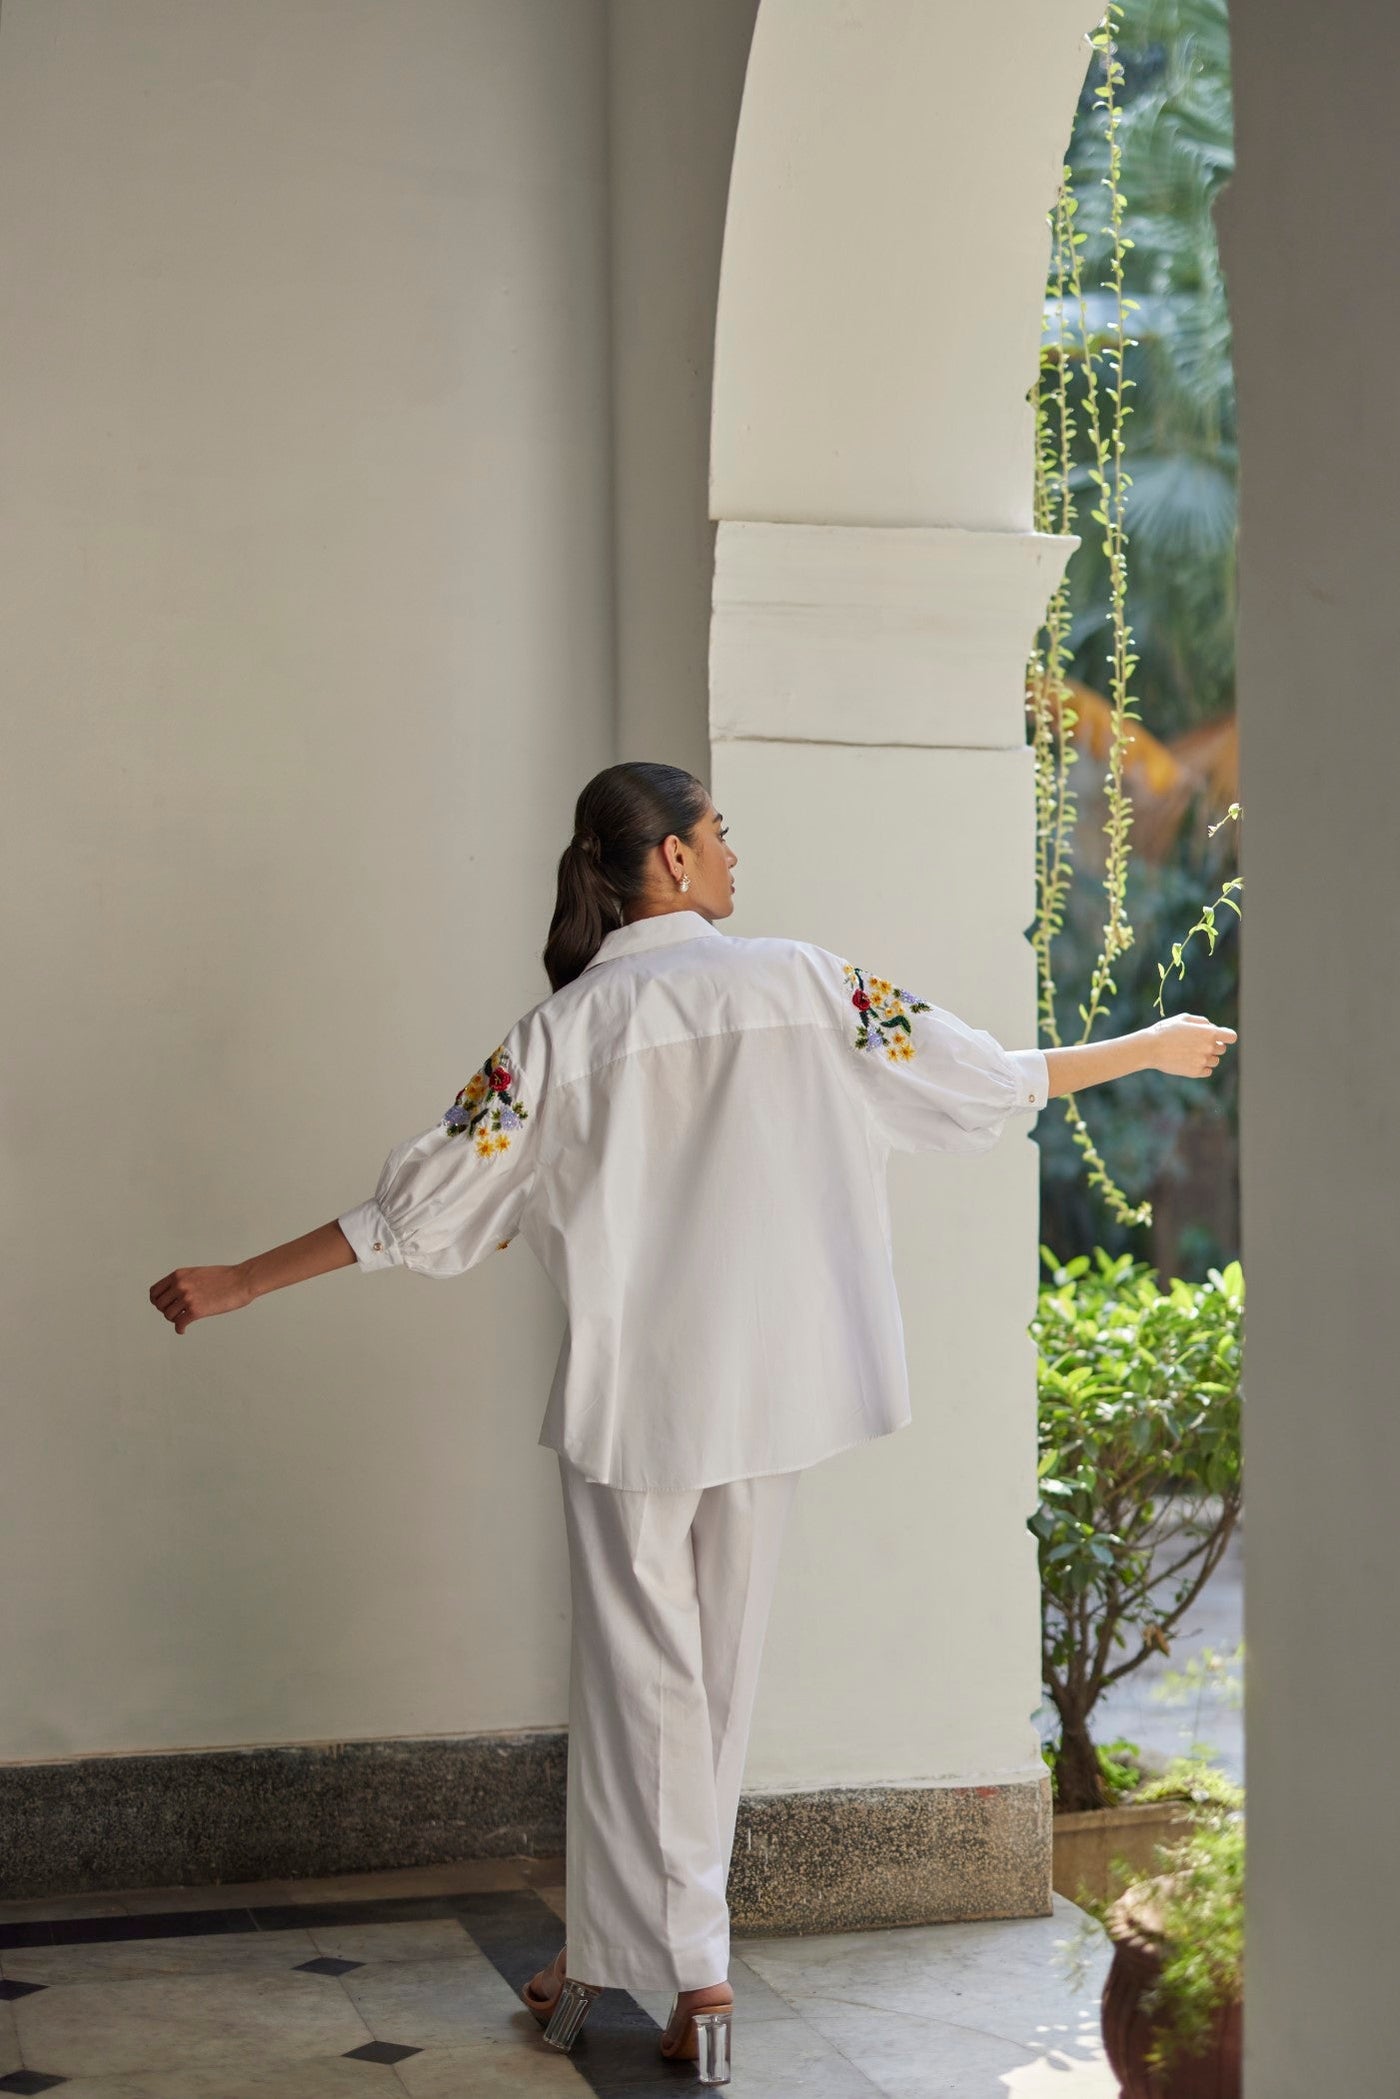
[148,1263,254,1337]
[1143,1013,1237,1079]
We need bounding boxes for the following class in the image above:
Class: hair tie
[574,828,601,861]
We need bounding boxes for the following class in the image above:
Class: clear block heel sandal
[540,1976,604,2052]
[659,1991,735,2084]
[690,2004,733,2084]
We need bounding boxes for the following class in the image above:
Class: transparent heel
[691,2007,733,2085]
[540,1976,603,2052]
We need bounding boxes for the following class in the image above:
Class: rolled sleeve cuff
[1005,1047,1050,1112]
[337,1199,405,1272]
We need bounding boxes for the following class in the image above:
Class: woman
[148,759,1235,2086]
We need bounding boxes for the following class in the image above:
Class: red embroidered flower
[444,1044,530,1147]
[841,958,932,1058]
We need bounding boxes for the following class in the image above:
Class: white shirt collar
[582,908,726,972]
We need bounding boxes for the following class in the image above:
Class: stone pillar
[1215,1,1400,2087]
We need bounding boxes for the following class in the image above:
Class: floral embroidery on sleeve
[840,961,931,1064]
[442,1044,530,1159]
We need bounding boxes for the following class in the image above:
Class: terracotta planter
[1053,1800,1200,1909]
[1102,1880,1241,2099]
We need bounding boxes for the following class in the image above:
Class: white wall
[0,0,618,1758]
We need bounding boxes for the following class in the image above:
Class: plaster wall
[0,0,616,1760]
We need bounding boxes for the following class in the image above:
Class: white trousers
[557,1453,802,1992]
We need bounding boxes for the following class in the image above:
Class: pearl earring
[680,875,690,892]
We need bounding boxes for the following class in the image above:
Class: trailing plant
[1031,1246,1243,1812]
[1054,0,1238,732]
[1029,0,1243,1230]
[1153,813,1242,1015]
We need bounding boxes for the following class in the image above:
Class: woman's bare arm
[149,1221,357,1337]
[151,1014,1234,1335]
[241,1221,358,1298]
[1040,1012,1236,1100]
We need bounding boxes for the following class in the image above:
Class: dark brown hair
[542,761,711,992]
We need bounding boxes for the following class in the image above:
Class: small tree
[1031,1247,1242,1812]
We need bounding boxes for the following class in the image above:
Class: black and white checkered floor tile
[0,1887,714,2097]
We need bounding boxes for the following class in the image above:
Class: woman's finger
[150,1284,191,1328]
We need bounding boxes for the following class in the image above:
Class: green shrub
[1140,1810,1244,2071]
[1031,1247,1243,1811]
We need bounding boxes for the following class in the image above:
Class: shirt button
[371,1240,383,1253]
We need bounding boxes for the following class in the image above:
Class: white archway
[709,0,1101,1921]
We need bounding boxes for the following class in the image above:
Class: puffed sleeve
[337,1020,544,1277]
[821,948,1049,1156]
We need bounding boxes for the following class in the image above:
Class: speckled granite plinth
[2,1733,1052,1925]
[0,1733,568,1901]
[729,1776,1053,1932]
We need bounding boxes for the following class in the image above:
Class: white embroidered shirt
[337,909,1049,1491]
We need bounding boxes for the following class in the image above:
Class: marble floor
[0,1858,1119,2097]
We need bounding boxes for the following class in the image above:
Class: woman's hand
[150,1224,358,1333]
[148,1263,254,1336]
[1142,1013,1237,1079]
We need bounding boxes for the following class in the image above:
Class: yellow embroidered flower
[842,958,932,1061]
[492,1131,512,1154]
[474,1131,494,1157]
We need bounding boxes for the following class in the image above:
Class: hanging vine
[1029,0,1241,1230]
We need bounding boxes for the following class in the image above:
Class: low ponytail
[546,828,622,993]
[543,761,709,992]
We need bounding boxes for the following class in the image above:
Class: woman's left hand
[1142,1013,1238,1079]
